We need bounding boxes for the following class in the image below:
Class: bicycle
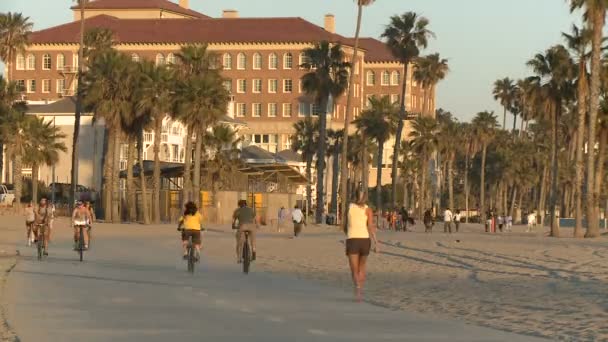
[35,223,46,261]
[75,224,86,262]
[241,231,252,274]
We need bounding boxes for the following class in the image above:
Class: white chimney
[179,0,189,9]
[222,9,239,18]
[324,14,335,33]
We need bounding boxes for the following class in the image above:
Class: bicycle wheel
[79,226,84,262]
[187,236,195,273]
[242,235,250,274]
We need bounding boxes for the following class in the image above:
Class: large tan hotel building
[6,0,433,190]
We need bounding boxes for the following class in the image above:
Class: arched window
[155,53,165,66]
[42,54,51,70]
[166,53,176,65]
[391,71,400,85]
[56,53,65,70]
[298,52,306,68]
[237,53,246,70]
[381,71,390,86]
[16,54,25,70]
[26,54,36,70]
[283,53,293,69]
[366,71,375,86]
[252,53,262,70]
[268,53,278,69]
[131,53,140,62]
[223,53,232,70]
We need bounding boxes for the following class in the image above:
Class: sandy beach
[0,236,17,342]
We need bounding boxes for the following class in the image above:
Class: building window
[354,61,360,75]
[381,71,390,86]
[253,79,262,93]
[56,79,65,94]
[250,134,278,152]
[268,103,277,117]
[56,53,65,70]
[366,71,375,86]
[312,103,321,116]
[131,53,140,62]
[298,102,310,117]
[237,53,246,70]
[155,53,165,66]
[223,53,232,70]
[283,53,293,69]
[236,103,246,117]
[42,54,51,70]
[298,80,302,93]
[16,80,25,92]
[283,79,293,93]
[237,79,246,93]
[253,53,262,70]
[391,94,400,104]
[167,53,176,65]
[283,103,292,117]
[268,79,278,93]
[223,79,232,92]
[16,54,25,70]
[27,79,36,93]
[299,52,310,68]
[42,79,51,93]
[26,54,35,70]
[269,53,278,69]
[252,103,262,117]
[391,71,400,86]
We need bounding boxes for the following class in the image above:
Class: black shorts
[181,230,202,244]
[346,238,371,256]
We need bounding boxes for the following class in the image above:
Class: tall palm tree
[138,61,173,224]
[458,122,478,223]
[515,78,537,136]
[416,53,449,116]
[570,0,608,238]
[292,118,319,215]
[23,118,67,203]
[355,96,398,214]
[472,111,498,222]
[438,119,459,211]
[382,12,434,209]
[327,128,343,216]
[493,77,516,130]
[398,140,419,209]
[0,12,33,82]
[527,45,575,237]
[340,0,376,229]
[301,41,350,223]
[409,116,439,217]
[563,24,592,238]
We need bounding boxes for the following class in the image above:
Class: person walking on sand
[506,214,513,232]
[526,211,536,233]
[454,210,461,233]
[423,208,434,233]
[497,214,504,232]
[278,206,289,233]
[443,207,453,233]
[292,205,304,237]
[345,191,378,302]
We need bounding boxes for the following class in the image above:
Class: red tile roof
[356,38,399,63]
[30,15,351,45]
[70,0,208,19]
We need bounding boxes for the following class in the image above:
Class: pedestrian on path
[292,205,304,237]
[454,210,461,233]
[424,209,434,233]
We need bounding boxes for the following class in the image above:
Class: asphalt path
[4,223,547,341]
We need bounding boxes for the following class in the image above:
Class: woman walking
[346,192,378,301]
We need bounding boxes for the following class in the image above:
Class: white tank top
[347,204,370,239]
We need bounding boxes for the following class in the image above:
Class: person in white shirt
[444,208,453,233]
[527,212,536,232]
[454,210,461,233]
[292,205,304,237]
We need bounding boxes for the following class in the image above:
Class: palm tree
[382,12,434,209]
[398,140,419,209]
[563,24,592,238]
[23,118,67,203]
[493,77,516,130]
[340,0,376,229]
[409,116,439,217]
[472,111,498,222]
[527,45,575,237]
[292,118,319,216]
[137,61,173,224]
[327,128,343,216]
[458,122,478,223]
[438,119,459,211]
[301,41,350,223]
[206,124,241,214]
[416,53,449,116]
[83,27,114,60]
[0,12,33,82]
[570,0,608,238]
[515,78,537,136]
[355,96,398,214]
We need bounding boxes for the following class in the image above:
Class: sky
[3,0,581,124]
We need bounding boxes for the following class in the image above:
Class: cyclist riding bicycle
[72,201,93,250]
[177,201,203,261]
[33,198,52,256]
[232,200,258,263]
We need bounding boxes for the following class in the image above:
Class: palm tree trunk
[480,144,487,222]
[13,153,22,210]
[306,155,313,217]
[422,87,428,116]
[510,186,517,217]
[502,106,507,130]
[126,138,137,223]
[420,155,428,217]
[539,163,549,227]
[340,1,365,230]
[103,128,115,222]
[391,62,410,209]
[519,105,526,138]
[330,145,340,215]
[183,125,193,201]
[593,127,607,230]
[586,8,605,238]
[549,103,560,237]
[361,134,369,197]
[193,127,203,207]
[32,164,39,203]
[138,130,150,224]
[448,155,454,211]
[111,131,121,223]
[152,117,162,224]
[512,114,517,133]
[464,150,470,223]
[316,100,328,224]
[376,141,384,216]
